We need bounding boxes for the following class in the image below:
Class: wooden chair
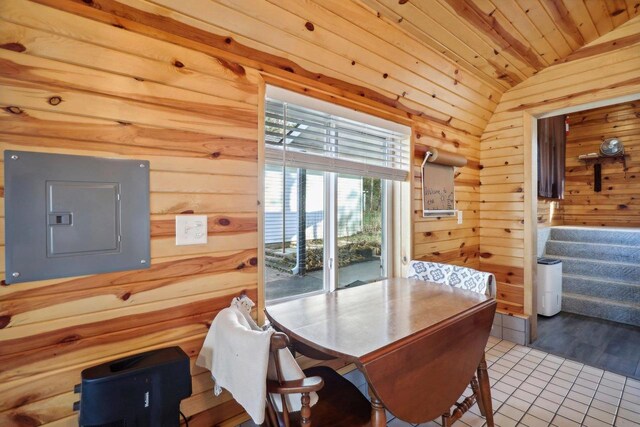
[264,332,372,427]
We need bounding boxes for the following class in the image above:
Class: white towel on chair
[196,296,273,424]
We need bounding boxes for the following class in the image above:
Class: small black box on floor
[75,346,191,427]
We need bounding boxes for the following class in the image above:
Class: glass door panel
[336,174,385,289]
[265,165,325,301]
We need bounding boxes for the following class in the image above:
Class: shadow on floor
[531,311,640,380]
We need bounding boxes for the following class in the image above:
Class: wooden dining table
[264,277,497,426]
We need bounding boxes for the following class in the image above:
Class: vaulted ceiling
[29,0,640,136]
[361,0,639,89]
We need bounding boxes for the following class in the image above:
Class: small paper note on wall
[422,162,455,215]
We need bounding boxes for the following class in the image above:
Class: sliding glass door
[336,174,386,289]
[263,86,409,302]
[265,166,388,302]
[264,165,325,301]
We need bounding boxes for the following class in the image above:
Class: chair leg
[476,354,494,427]
[470,376,483,416]
[441,413,451,427]
[300,392,311,427]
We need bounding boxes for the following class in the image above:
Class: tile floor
[240,336,640,427]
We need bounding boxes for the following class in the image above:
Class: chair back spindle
[264,332,371,427]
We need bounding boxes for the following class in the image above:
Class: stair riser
[550,228,640,246]
[560,259,640,283]
[562,296,640,327]
[563,276,640,304]
[546,241,640,263]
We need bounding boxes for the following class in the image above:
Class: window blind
[265,97,410,181]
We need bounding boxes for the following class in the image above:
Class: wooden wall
[480,16,640,315]
[3,0,638,424]
[412,124,480,270]
[0,1,262,425]
[6,0,497,279]
[0,0,494,425]
[563,102,640,226]
[537,199,564,228]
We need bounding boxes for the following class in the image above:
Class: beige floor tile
[520,414,550,427]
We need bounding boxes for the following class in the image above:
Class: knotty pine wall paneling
[412,124,481,269]
[537,199,564,227]
[0,1,261,425]
[480,16,640,316]
[27,0,502,136]
[564,102,640,226]
[4,0,638,424]
[12,0,501,292]
[0,0,496,425]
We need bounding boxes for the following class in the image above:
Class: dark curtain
[537,115,566,199]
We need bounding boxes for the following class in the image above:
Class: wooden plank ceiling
[27,0,639,140]
[361,0,639,88]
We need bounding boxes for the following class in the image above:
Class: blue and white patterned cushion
[407,260,452,284]
[408,260,495,297]
[449,265,488,295]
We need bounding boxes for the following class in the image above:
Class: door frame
[523,92,640,340]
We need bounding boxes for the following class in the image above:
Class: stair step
[562,274,640,305]
[562,293,640,327]
[545,241,640,263]
[552,256,640,284]
[549,226,640,246]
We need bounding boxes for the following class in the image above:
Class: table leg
[476,354,494,427]
[368,386,386,427]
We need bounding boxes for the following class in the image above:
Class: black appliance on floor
[74,346,192,427]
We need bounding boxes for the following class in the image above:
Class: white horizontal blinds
[265,96,410,181]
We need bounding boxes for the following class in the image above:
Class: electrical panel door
[4,151,150,284]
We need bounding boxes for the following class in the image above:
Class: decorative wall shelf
[577,153,627,169]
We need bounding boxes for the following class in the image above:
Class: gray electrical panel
[4,151,150,284]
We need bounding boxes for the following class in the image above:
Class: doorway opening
[529,97,640,379]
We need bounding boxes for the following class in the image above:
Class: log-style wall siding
[480,16,640,315]
[412,127,480,270]
[563,102,640,226]
[0,0,489,425]
[0,0,639,424]
[0,1,263,425]
[537,199,564,228]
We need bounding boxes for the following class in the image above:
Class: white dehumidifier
[537,257,562,316]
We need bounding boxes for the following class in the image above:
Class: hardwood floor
[532,312,640,380]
